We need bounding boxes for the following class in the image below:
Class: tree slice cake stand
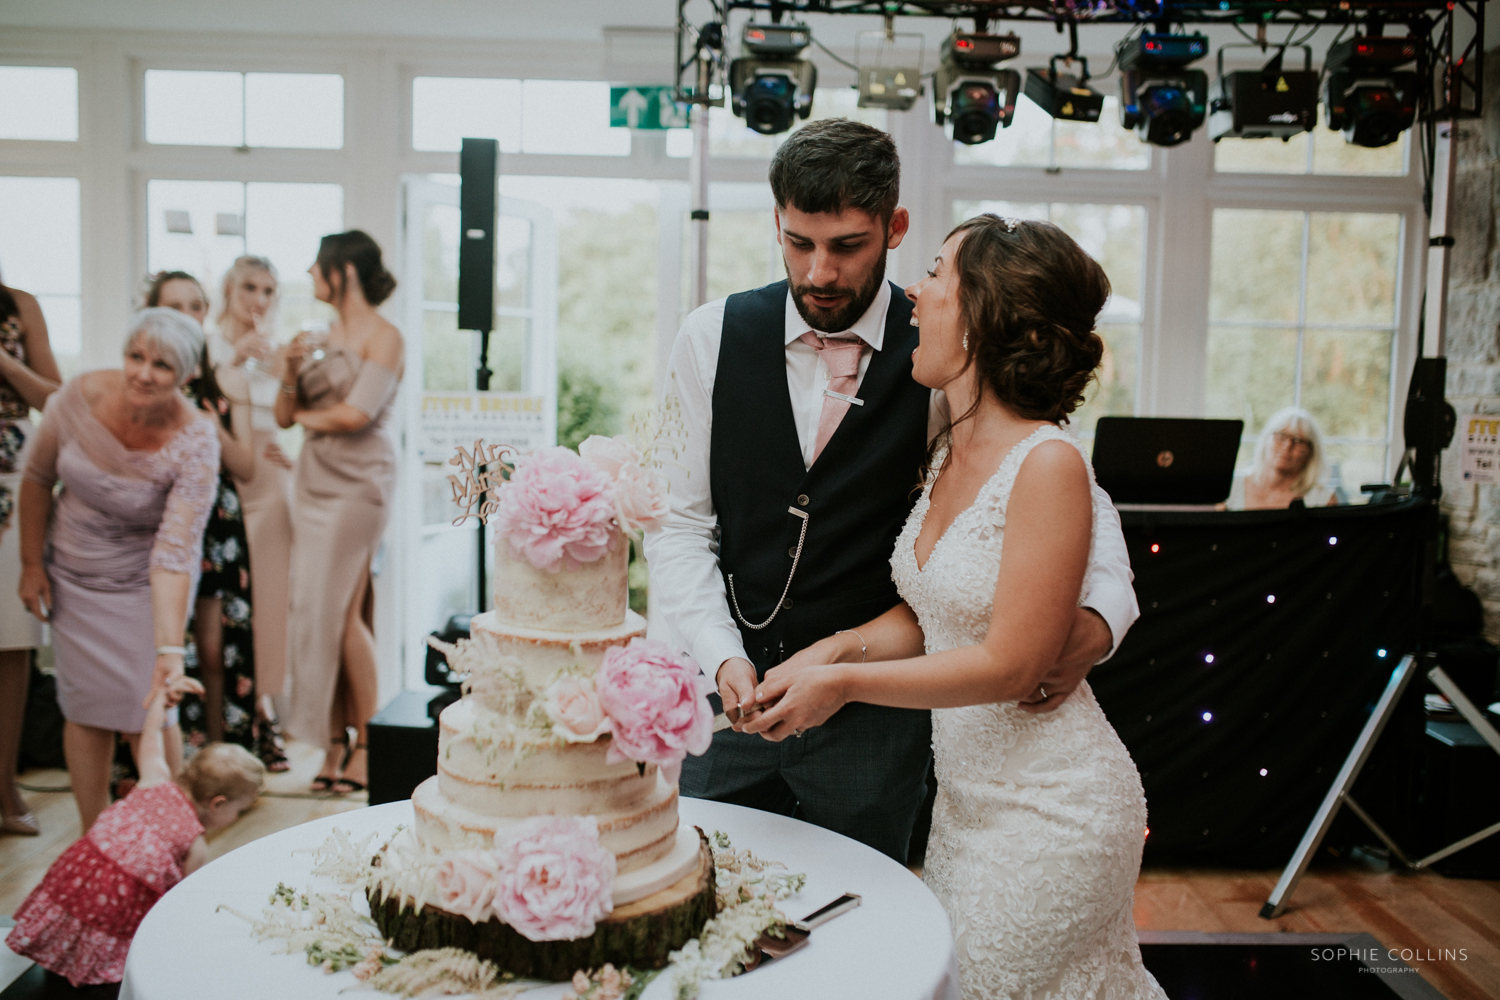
[368,828,717,980]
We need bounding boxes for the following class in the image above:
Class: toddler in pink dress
[6,677,265,986]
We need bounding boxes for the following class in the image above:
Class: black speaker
[1419,720,1500,878]
[457,137,498,335]
[366,690,440,805]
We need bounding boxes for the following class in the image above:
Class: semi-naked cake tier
[376,517,715,973]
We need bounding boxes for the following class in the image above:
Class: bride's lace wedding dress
[891,424,1166,1000]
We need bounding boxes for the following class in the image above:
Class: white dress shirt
[643,283,1140,678]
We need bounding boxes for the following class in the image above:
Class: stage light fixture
[1117,31,1209,146]
[1322,34,1419,148]
[1024,56,1105,122]
[933,30,1022,145]
[856,27,924,111]
[728,20,816,135]
[1208,45,1318,142]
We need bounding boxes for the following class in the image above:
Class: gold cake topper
[445,439,516,526]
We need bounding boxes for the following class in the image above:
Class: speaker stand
[1261,653,1500,918]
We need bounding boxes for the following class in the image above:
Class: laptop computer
[1091,417,1244,506]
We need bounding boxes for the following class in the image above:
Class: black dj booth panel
[1092,499,1432,866]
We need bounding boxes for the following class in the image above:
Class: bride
[741,215,1166,999]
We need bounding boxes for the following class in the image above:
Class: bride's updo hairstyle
[949,215,1108,422]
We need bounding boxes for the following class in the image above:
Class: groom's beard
[788,246,888,335]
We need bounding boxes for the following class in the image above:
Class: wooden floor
[3,749,1497,999]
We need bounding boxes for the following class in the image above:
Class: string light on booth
[1150,543,1160,553]
[1259,768,1269,776]
[1204,653,1215,664]
[1329,536,1339,545]
[1201,711,1213,722]
[1266,594,1276,604]
[1377,648,1388,658]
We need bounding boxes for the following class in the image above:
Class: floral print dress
[179,388,257,752]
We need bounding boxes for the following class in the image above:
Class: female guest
[278,231,402,794]
[1228,406,1338,510]
[0,273,62,837]
[146,272,263,760]
[212,256,295,766]
[19,308,220,831]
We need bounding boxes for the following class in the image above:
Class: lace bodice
[25,378,220,581]
[891,423,1164,1000]
[892,424,1103,655]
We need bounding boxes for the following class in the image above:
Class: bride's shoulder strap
[986,423,1091,515]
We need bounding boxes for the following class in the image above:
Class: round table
[120,798,960,1000]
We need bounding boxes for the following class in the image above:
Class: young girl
[5,676,264,987]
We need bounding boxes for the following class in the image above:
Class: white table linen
[120,798,960,1000]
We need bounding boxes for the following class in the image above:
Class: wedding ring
[794,729,804,738]
[1038,685,1048,700]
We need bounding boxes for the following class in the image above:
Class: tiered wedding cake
[369,437,717,978]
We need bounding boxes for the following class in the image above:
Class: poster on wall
[417,392,548,464]
[1460,414,1500,485]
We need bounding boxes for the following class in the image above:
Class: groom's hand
[717,658,761,729]
[1018,608,1113,714]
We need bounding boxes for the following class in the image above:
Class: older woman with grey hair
[1227,406,1338,510]
[18,307,220,830]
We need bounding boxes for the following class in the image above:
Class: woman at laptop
[1227,407,1339,510]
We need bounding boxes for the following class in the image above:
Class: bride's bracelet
[155,645,187,657]
[835,629,868,664]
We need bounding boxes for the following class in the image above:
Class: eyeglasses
[1273,431,1313,450]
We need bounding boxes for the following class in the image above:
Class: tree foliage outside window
[1207,208,1401,492]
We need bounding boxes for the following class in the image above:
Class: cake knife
[743,893,862,970]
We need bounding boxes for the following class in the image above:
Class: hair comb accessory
[1002,216,1021,233]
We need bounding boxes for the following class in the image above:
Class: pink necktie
[799,332,866,464]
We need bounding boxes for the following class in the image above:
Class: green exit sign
[610,86,688,130]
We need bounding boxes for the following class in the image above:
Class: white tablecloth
[120,798,960,1000]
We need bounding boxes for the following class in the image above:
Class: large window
[1207,208,1401,491]
[411,77,629,156]
[0,176,82,369]
[146,179,343,339]
[144,70,344,148]
[0,66,78,141]
[951,200,1145,439]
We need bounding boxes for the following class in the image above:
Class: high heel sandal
[1,810,39,836]
[255,717,291,773]
[331,743,368,795]
[311,734,349,793]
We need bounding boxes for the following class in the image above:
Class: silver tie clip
[823,388,864,406]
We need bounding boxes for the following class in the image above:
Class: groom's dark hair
[769,119,900,224]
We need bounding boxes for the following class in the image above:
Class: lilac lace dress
[24,378,219,733]
[891,425,1165,1000]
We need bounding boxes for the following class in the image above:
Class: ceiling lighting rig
[675,1,1484,149]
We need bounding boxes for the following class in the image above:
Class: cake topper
[446,439,515,526]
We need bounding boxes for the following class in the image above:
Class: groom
[645,119,1138,863]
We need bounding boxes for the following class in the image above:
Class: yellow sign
[1461,413,1500,484]
[419,392,548,463]
[1275,76,1290,93]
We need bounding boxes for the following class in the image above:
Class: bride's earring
[962,332,969,352]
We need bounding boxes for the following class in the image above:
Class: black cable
[811,35,862,73]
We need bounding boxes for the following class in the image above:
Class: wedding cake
[369,437,717,978]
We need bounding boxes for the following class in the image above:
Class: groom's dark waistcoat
[711,279,930,673]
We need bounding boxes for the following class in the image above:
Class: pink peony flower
[544,676,611,743]
[495,447,617,572]
[579,435,669,536]
[434,849,503,923]
[594,638,714,785]
[492,815,617,941]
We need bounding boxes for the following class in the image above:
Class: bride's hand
[739,663,849,742]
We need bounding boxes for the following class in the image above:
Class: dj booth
[1093,497,1434,866]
